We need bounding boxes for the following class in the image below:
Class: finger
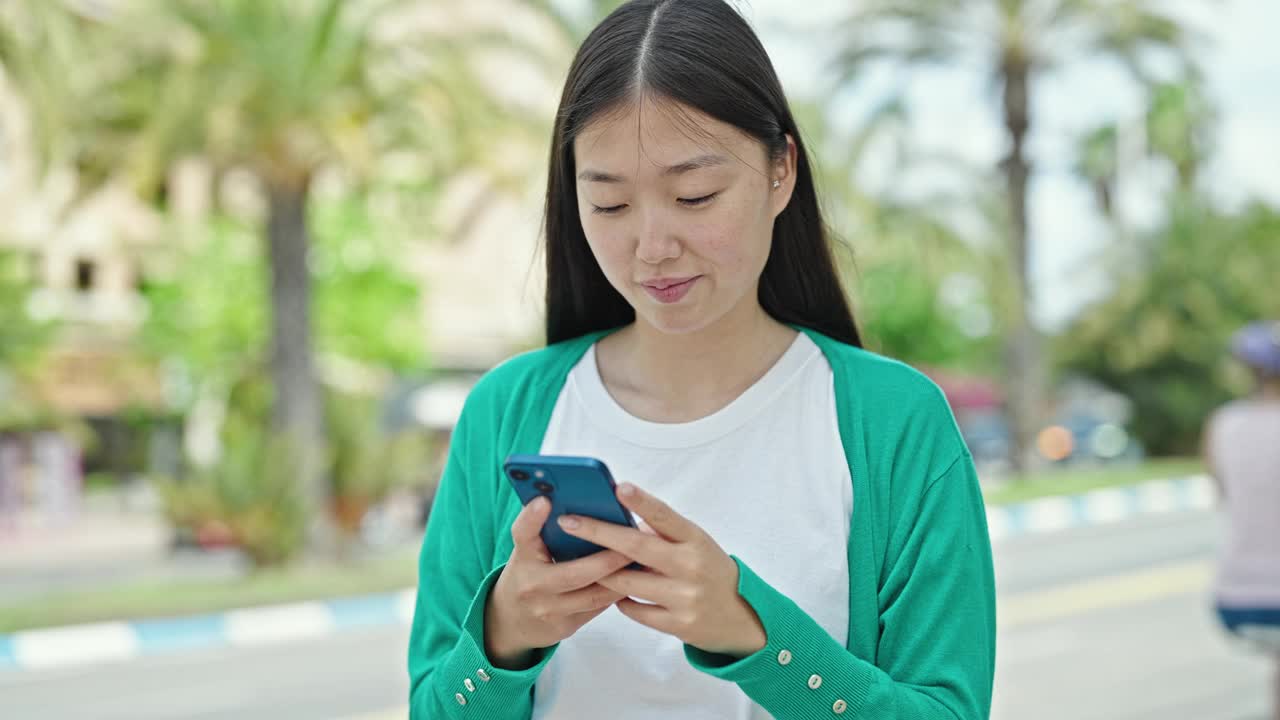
[595,569,677,605]
[567,600,619,625]
[616,484,701,542]
[511,496,552,561]
[552,583,626,616]
[545,549,632,593]
[615,597,676,634]
[558,515,671,571]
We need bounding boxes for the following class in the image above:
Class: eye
[591,204,627,215]
[678,192,719,207]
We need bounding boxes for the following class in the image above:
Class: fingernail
[619,483,636,497]
[559,516,580,530]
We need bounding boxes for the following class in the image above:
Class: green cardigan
[408,325,996,719]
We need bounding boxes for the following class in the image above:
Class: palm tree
[1144,80,1214,193]
[1,0,511,545]
[1071,75,1214,299]
[831,0,1193,471]
[1075,123,1121,221]
[0,1,124,190]
[1059,199,1280,454]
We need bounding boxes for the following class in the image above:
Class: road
[1,508,1272,719]
[994,511,1271,720]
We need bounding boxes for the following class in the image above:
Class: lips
[641,276,701,304]
[642,276,699,290]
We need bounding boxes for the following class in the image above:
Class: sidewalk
[0,473,1218,674]
[1,506,167,570]
[0,499,244,602]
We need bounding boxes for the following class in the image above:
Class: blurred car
[925,370,1144,474]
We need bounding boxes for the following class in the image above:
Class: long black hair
[543,0,860,347]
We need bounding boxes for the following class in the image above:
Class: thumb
[511,496,553,562]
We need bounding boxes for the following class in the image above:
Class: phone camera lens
[533,481,554,495]
[510,469,529,481]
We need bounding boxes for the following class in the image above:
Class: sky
[739,0,1280,329]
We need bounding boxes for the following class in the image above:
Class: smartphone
[503,454,642,568]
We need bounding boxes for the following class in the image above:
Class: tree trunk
[1000,54,1046,475]
[265,178,331,549]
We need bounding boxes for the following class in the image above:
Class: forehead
[573,98,760,173]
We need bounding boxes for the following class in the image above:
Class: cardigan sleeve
[685,451,996,719]
[407,403,558,719]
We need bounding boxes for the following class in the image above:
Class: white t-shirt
[1209,399,1280,607]
[531,332,853,720]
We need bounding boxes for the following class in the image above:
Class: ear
[770,133,799,219]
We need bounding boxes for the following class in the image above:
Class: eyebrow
[577,153,729,183]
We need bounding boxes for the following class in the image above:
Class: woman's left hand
[557,482,767,658]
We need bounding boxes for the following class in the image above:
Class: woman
[408,1,996,718]
[1206,320,1280,720]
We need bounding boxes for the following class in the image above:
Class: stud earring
[772,179,781,189]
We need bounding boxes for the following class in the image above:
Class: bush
[326,390,434,535]
[154,417,308,567]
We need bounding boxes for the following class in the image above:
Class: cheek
[697,202,772,275]
[581,218,632,282]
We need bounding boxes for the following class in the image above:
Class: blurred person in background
[0,433,20,535]
[405,1,995,718]
[1205,320,1280,720]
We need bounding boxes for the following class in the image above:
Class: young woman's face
[573,100,796,335]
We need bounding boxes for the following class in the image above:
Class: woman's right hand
[483,496,633,669]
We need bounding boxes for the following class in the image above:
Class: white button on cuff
[833,699,848,714]
[477,669,491,682]
[464,678,476,692]
[455,693,467,705]
[777,649,792,666]
[808,674,823,690]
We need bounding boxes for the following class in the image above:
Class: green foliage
[0,0,480,195]
[0,249,56,370]
[155,416,309,567]
[138,217,269,384]
[828,0,1197,471]
[325,389,433,533]
[1058,198,1280,455]
[311,197,426,372]
[857,258,998,370]
[831,0,1194,86]
[40,0,504,198]
[790,98,999,370]
[138,196,426,395]
[0,249,61,433]
[0,1,127,183]
[1145,80,1215,189]
[185,367,432,540]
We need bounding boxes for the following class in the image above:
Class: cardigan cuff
[684,555,878,718]
[433,562,559,714]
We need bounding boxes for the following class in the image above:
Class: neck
[600,299,797,418]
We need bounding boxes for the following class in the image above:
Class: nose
[635,207,681,265]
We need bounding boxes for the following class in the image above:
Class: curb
[0,474,1215,673]
[0,590,417,673]
[985,474,1214,543]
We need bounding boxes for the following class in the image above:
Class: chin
[634,304,721,337]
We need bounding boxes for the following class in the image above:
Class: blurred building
[0,77,176,484]
[0,57,550,476]
[0,78,166,408]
